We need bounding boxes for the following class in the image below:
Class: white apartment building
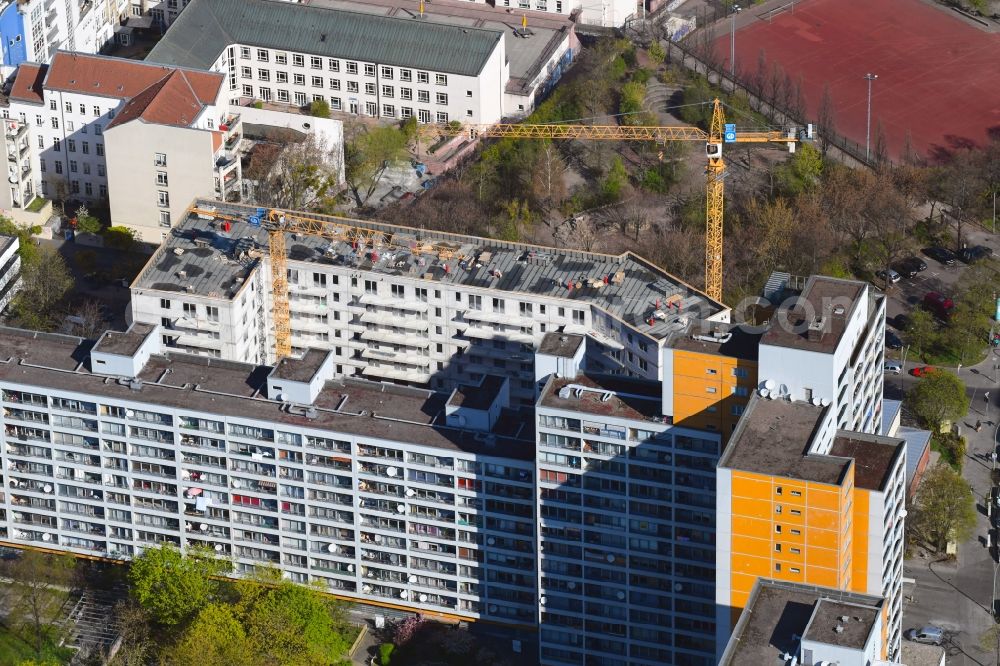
[145,0,509,124]
[0,233,20,312]
[758,275,886,435]
[129,200,729,407]
[0,323,539,627]
[6,52,228,215]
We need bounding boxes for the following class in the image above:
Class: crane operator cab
[706,142,722,159]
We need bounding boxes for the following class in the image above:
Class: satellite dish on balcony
[214,544,223,552]
[386,467,398,477]
[419,593,427,603]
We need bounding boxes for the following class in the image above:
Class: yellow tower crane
[219,98,807,360]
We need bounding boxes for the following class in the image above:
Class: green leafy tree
[12,246,73,330]
[7,551,76,658]
[308,99,331,118]
[128,544,230,626]
[774,143,823,195]
[905,308,937,358]
[163,603,254,666]
[243,581,352,665]
[647,41,665,66]
[600,157,629,204]
[104,226,139,252]
[0,216,42,265]
[911,462,976,552]
[344,124,408,207]
[905,370,969,433]
[74,205,102,234]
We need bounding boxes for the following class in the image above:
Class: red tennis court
[714,0,1000,160]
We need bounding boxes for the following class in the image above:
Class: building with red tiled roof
[4,52,236,241]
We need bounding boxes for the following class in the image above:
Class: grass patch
[931,432,966,471]
[24,197,47,213]
[0,623,74,665]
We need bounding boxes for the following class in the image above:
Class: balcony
[5,122,25,140]
[215,152,238,171]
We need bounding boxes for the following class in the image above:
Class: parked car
[895,256,927,278]
[885,330,903,350]
[875,269,901,284]
[959,245,993,264]
[923,291,955,320]
[892,313,911,331]
[905,626,944,646]
[923,246,957,266]
[884,360,903,374]
[910,365,937,377]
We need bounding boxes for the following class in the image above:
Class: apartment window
[154,153,167,166]
[94,125,102,136]
[259,88,271,101]
[99,185,107,198]
[256,48,269,62]
[275,52,287,65]
[417,71,429,83]
[365,101,377,117]
[790,567,801,574]
[97,165,105,178]
[277,89,289,103]
[466,90,473,97]
[328,58,340,72]
[382,105,395,118]
[160,298,171,309]
[363,82,375,96]
[331,98,342,111]
[159,212,171,228]
[382,85,394,98]
[240,66,251,78]
[346,81,359,93]
[774,544,781,552]
[258,69,270,82]
[93,105,100,116]
[790,547,801,554]
[66,121,75,132]
[435,73,448,85]
[71,180,79,194]
[790,490,802,497]
[436,92,448,105]
[309,56,322,69]
[417,90,430,103]
[346,61,358,74]
[206,306,219,322]
[34,114,42,126]
[294,92,306,106]
[54,160,63,174]
[361,63,375,77]
[242,84,253,97]
[240,46,251,58]
[50,117,59,129]
[775,487,782,495]
[53,138,60,151]
[311,76,323,88]
[401,107,412,119]
[272,71,287,85]
[292,54,305,67]
[418,109,431,124]
[67,139,76,153]
[293,73,305,86]
[157,191,169,207]
[183,303,196,316]
[36,135,43,148]
[330,79,341,91]
[39,159,45,172]
[49,100,56,111]
[83,163,90,175]
[775,564,781,572]
[401,88,412,100]
[65,101,72,112]
[156,171,168,186]
[69,160,78,173]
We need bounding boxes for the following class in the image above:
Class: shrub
[379,642,395,665]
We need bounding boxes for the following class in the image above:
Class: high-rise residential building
[129,200,733,410]
[719,578,892,665]
[758,274,886,435]
[715,394,906,662]
[0,323,540,629]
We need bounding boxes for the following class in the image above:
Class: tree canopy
[910,462,976,552]
[344,123,409,208]
[128,544,231,626]
[905,370,969,433]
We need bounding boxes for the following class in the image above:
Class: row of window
[40,159,105,177]
[236,47,450,86]
[236,68,465,103]
[40,136,105,155]
[238,85,458,123]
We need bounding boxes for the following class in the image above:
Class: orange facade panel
[850,489,871,592]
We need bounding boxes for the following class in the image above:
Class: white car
[884,361,902,375]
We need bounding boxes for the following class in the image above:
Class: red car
[910,366,937,377]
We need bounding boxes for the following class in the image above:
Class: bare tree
[244,131,343,212]
[817,84,836,157]
[65,299,108,339]
[873,119,889,170]
[532,143,568,207]
[108,600,154,666]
